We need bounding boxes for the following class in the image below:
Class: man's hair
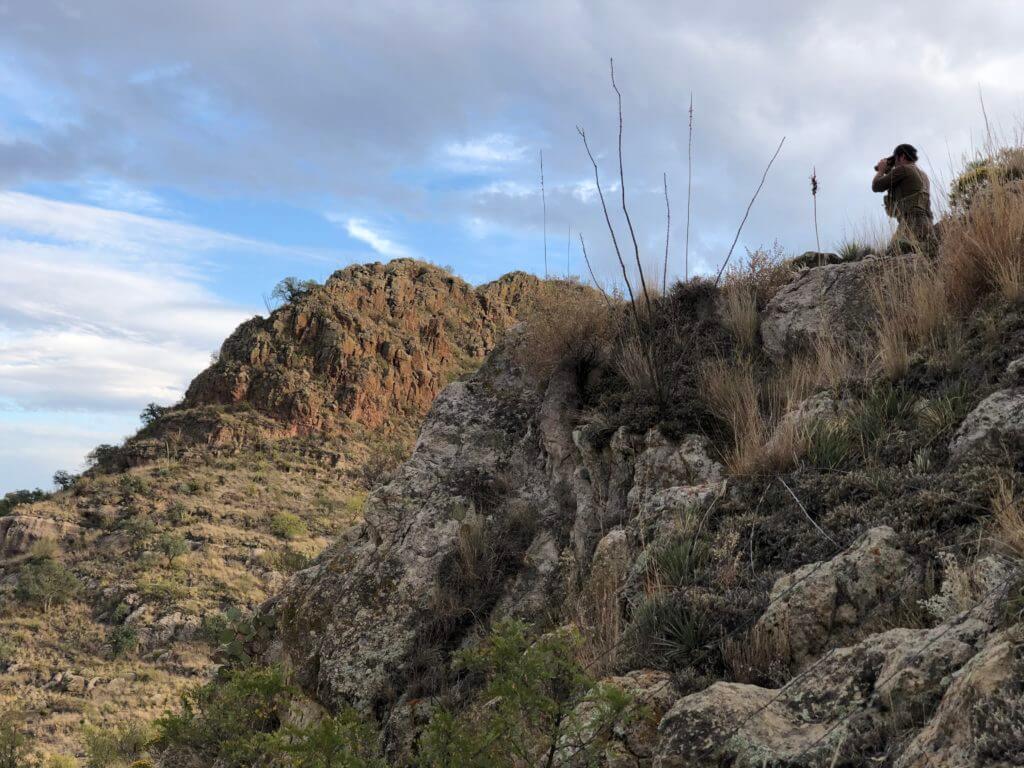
[893,143,918,162]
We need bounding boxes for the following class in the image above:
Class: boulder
[894,627,1024,767]
[0,515,82,559]
[655,608,994,767]
[752,526,920,668]
[948,387,1024,464]
[760,256,912,361]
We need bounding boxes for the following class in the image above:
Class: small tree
[140,402,168,427]
[0,488,47,516]
[52,470,77,491]
[15,557,79,612]
[271,276,318,305]
[86,444,121,470]
[0,713,30,768]
[156,532,190,567]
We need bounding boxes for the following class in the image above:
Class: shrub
[804,419,854,471]
[418,620,632,768]
[15,557,79,611]
[46,756,79,768]
[845,382,916,457]
[836,239,874,262]
[267,711,386,768]
[155,531,190,566]
[645,522,709,590]
[270,512,308,540]
[0,713,30,768]
[83,721,152,768]
[517,279,618,385]
[0,488,47,516]
[948,147,1024,213]
[721,242,792,308]
[361,440,408,489]
[155,666,290,767]
[139,403,168,427]
[993,478,1024,560]
[52,470,78,491]
[109,625,139,659]
[624,593,711,669]
[271,276,319,305]
[87,443,122,470]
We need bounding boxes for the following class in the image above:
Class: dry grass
[721,242,793,309]
[992,477,1024,559]
[870,258,951,380]
[720,285,759,351]
[721,624,791,687]
[517,280,619,383]
[941,178,1024,307]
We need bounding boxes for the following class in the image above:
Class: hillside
[135,158,1024,766]
[0,260,538,760]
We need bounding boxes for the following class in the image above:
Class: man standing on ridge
[872,143,935,255]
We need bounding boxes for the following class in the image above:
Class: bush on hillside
[83,720,152,768]
[0,488,48,516]
[15,556,79,612]
[270,512,308,540]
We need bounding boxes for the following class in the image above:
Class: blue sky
[2,0,1023,492]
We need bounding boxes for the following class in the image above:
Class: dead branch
[663,172,671,293]
[609,58,654,319]
[715,136,786,285]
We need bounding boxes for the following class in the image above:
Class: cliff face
[183,260,538,435]
[258,259,1024,766]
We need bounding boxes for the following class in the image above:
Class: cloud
[79,176,170,215]
[443,133,527,170]
[332,215,413,258]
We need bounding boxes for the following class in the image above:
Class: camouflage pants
[887,214,936,256]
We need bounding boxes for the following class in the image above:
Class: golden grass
[720,284,759,351]
[941,179,1024,306]
[992,477,1024,559]
[517,279,618,383]
[870,258,950,380]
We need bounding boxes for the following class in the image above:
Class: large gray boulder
[753,526,921,668]
[761,257,907,361]
[949,387,1024,464]
[654,608,997,767]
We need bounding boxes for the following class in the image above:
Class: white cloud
[480,180,534,198]
[443,133,526,170]
[330,214,412,258]
[79,177,171,215]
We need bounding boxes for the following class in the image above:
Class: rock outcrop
[949,386,1024,464]
[753,526,921,668]
[183,260,537,436]
[760,256,915,361]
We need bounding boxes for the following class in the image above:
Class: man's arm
[872,163,906,193]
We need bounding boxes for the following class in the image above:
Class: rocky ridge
[256,256,1024,765]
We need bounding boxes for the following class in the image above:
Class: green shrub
[624,594,711,669]
[53,470,78,491]
[270,512,308,540]
[267,711,386,768]
[0,488,47,516]
[83,721,152,768]
[166,500,193,524]
[418,620,633,768]
[15,557,79,611]
[46,755,79,768]
[139,402,168,427]
[845,383,916,457]
[155,666,289,767]
[118,473,150,498]
[155,532,189,566]
[647,531,709,588]
[0,713,31,768]
[109,625,139,658]
[805,419,854,470]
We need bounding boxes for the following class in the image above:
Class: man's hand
[876,157,890,173]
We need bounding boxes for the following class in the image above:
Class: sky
[1,0,1023,493]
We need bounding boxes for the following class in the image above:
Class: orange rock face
[182,259,538,435]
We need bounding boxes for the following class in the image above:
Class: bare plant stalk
[578,233,612,306]
[811,167,821,255]
[609,58,653,319]
[978,84,994,153]
[715,136,786,285]
[577,125,640,326]
[567,224,571,276]
[663,172,671,293]
[540,149,548,278]
[686,92,693,281]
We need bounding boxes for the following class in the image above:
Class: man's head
[893,143,918,166]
